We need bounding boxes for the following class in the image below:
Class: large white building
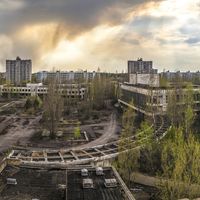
[0,83,86,99]
[6,57,32,85]
[119,60,200,115]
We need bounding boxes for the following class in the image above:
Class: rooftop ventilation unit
[81,168,88,177]
[7,178,17,185]
[104,179,117,188]
[96,167,104,176]
[83,178,94,189]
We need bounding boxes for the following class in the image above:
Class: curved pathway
[8,115,171,166]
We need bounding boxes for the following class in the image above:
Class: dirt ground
[0,115,41,152]
[19,111,120,150]
[0,102,121,151]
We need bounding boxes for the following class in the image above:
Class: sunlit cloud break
[0,0,200,72]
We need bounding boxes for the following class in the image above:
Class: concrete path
[72,112,119,150]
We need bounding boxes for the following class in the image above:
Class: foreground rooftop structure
[0,165,135,200]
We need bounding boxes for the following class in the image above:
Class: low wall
[0,158,7,174]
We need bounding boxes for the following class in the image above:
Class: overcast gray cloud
[0,0,162,36]
[0,0,200,72]
[0,0,163,70]
[185,37,200,44]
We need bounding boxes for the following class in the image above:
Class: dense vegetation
[114,82,200,199]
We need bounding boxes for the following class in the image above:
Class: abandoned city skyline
[0,0,200,72]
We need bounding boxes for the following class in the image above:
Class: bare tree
[43,77,63,138]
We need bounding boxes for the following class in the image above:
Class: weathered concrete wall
[129,74,160,87]
[129,74,137,85]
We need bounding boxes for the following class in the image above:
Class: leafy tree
[158,127,200,199]
[114,103,140,187]
[136,121,154,145]
[184,83,195,137]
[88,75,115,110]
[139,141,162,175]
[160,76,169,88]
[136,120,158,175]
[167,82,195,133]
[25,97,32,110]
[116,144,140,187]
[167,88,184,127]
[33,96,42,110]
[122,101,135,131]
[25,96,42,111]
[74,126,81,139]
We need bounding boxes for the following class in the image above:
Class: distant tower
[6,57,32,85]
[128,58,156,74]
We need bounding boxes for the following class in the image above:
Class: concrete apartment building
[34,70,96,83]
[0,83,86,99]
[128,58,159,87]
[161,70,200,82]
[128,58,157,74]
[6,57,32,85]
[119,59,200,115]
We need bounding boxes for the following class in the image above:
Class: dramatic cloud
[0,0,200,72]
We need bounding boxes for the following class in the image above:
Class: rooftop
[0,166,66,200]
[0,166,135,200]
[67,167,128,200]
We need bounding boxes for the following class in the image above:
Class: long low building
[120,83,200,115]
[119,59,200,115]
[0,83,86,99]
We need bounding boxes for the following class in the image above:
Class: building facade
[6,57,32,85]
[119,83,200,115]
[128,58,159,87]
[160,70,200,82]
[119,60,200,115]
[35,70,96,83]
[128,58,157,74]
[0,83,86,99]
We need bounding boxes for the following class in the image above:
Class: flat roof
[0,166,134,200]
[0,166,66,200]
[67,167,126,200]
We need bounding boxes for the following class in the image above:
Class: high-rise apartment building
[6,57,32,85]
[128,58,159,87]
[128,58,157,74]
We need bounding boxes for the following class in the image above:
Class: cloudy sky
[0,0,200,72]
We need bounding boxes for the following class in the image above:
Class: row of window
[1,88,85,95]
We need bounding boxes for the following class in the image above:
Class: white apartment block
[0,83,86,99]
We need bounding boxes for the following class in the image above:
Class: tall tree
[158,127,200,199]
[43,78,63,138]
[88,75,115,110]
[184,83,195,137]
[115,103,140,187]
[167,81,185,127]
